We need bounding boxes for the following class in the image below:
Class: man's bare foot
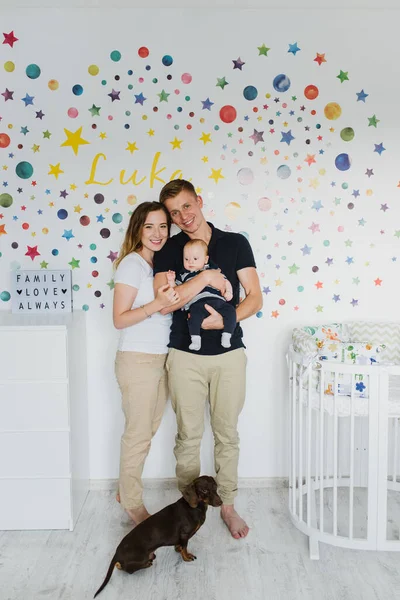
[220,505,249,539]
[125,505,151,526]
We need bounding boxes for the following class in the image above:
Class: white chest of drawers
[0,311,89,530]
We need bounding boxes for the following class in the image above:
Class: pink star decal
[3,31,18,47]
[25,245,40,261]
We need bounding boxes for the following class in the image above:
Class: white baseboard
[89,477,288,491]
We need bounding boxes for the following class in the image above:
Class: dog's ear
[182,482,199,508]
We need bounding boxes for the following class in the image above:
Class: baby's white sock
[221,332,232,348]
[189,335,201,351]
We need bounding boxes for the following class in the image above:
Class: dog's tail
[93,553,118,598]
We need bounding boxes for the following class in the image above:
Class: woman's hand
[156,284,180,309]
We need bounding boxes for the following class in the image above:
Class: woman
[113,201,179,525]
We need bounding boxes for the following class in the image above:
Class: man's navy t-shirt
[153,223,256,356]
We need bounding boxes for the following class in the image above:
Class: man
[153,179,262,539]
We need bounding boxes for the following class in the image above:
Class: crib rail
[288,345,400,558]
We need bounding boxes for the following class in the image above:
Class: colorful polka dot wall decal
[88,64,99,76]
[26,63,41,79]
[181,73,192,84]
[110,50,121,62]
[324,102,342,120]
[0,133,11,148]
[0,32,392,316]
[277,165,291,179]
[72,84,83,96]
[273,74,291,92]
[15,161,33,179]
[243,85,258,100]
[138,46,149,58]
[225,202,241,219]
[258,197,272,211]
[162,55,173,67]
[0,193,13,208]
[67,107,78,118]
[219,105,237,123]
[237,168,254,185]
[48,79,59,91]
[340,127,355,141]
[335,153,351,171]
[304,84,319,100]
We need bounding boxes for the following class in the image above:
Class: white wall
[0,9,399,480]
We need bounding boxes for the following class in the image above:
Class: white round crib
[288,345,400,559]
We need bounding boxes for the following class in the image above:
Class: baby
[167,239,236,351]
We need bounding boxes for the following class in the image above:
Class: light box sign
[11,270,72,314]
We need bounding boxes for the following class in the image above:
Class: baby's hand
[224,280,233,301]
[166,270,176,287]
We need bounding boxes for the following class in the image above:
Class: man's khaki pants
[166,347,247,505]
[115,351,168,510]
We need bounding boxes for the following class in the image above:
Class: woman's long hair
[114,202,171,270]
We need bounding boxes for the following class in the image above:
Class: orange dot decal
[304,85,319,100]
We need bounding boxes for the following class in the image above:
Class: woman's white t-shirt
[114,252,172,354]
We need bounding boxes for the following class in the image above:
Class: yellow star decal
[309,177,320,189]
[199,132,212,145]
[2,165,8,171]
[48,163,64,179]
[32,144,40,153]
[147,129,155,137]
[126,141,139,154]
[60,127,89,156]
[69,183,77,191]
[74,205,82,213]
[208,168,224,183]
[201,156,208,163]
[275,278,283,287]
[99,132,107,139]
[170,137,183,150]
[195,187,202,194]
[260,157,267,165]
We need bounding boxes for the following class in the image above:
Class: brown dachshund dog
[94,476,222,597]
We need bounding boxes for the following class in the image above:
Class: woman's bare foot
[125,505,151,526]
[220,505,249,539]
[116,492,121,503]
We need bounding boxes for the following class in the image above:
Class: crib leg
[309,536,320,560]
[309,487,320,559]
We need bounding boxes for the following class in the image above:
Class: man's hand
[201,304,224,330]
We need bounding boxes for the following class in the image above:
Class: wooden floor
[2,486,400,600]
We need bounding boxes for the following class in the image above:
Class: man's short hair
[159,179,197,204]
